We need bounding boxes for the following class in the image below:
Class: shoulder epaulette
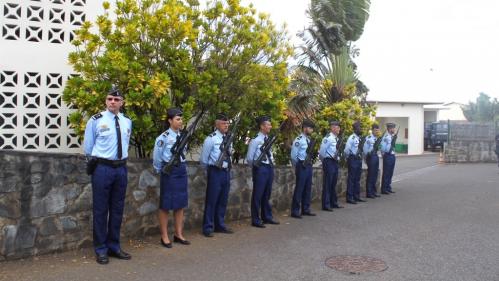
[209,132,216,137]
[122,113,131,119]
[162,131,169,137]
[91,113,102,120]
[297,135,303,140]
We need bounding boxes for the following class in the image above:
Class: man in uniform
[319,120,343,211]
[246,116,280,228]
[344,121,366,204]
[201,113,234,237]
[380,122,397,194]
[83,88,132,265]
[290,119,316,218]
[363,123,381,198]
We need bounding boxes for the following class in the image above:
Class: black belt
[348,155,362,160]
[323,157,338,161]
[97,158,127,167]
[208,165,229,171]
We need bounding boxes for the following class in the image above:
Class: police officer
[319,120,343,211]
[152,108,190,248]
[380,123,397,194]
[344,121,365,204]
[83,88,132,265]
[246,116,280,228]
[364,123,381,198]
[290,119,316,218]
[201,113,234,237]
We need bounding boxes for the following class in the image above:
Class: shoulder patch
[294,141,300,147]
[91,113,102,120]
[323,138,328,144]
[157,140,164,147]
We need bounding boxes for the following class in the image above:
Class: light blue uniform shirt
[344,133,360,157]
[83,110,132,160]
[290,133,309,166]
[200,130,230,169]
[246,132,274,166]
[363,133,377,156]
[380,132,394,154]
[319,132,339,160]
[152,128,186,173]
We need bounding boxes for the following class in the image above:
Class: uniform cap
[386,122,396,129]
[329,120,340,126]
[256,115,271,125]
[167,108,183,119]
[302,119,315,129]
[216,113,228,121]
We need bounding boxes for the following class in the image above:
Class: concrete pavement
[1,155,499,281]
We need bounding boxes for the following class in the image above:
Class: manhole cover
[325,255,387,274]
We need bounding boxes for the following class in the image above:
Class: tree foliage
[63,0,293,158]
[462,92,499,122]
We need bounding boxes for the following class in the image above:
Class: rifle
[372,130,386,155]
[214,112,242,169]
[355,135,367,159]
[302,138,317,167]
[388,126,400,154]
[162,110,205,174]
[253,122,285,167]
[335,134,346,161]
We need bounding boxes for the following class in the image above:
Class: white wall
[0,0,102,152]
[438,103,467,121]
[374,102,425,155]
[424,110,438,123]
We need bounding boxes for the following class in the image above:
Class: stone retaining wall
[0,151,373,260]
[444,122,497,163]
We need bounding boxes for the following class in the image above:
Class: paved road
[2,155,499,281]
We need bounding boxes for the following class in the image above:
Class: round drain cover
[325,255,387,274]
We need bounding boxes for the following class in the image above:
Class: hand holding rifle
[215,112,242,169]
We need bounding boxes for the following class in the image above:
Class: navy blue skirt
[159,163,188,210]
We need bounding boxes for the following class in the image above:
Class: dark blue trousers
[321,158,339,209]
[291,163,313,216]
[91,164,128,255]
[365,154,379,196]
[382,154,396,192]
[251,164,274,224]
[203,166,230,234]
[347,156,362,201]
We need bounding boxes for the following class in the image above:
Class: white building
[369,100,442,155]
[424,102,467,122]
[0,0,101,152]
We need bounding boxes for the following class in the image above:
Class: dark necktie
[115,116,122,159]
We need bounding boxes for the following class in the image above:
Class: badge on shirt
[99,124,110,133]
[295,142,300,147]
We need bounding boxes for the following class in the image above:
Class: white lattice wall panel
[0,0,101,153]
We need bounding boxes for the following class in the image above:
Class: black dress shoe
[96,253,109,265]
[302,212,317,216]
[263,220,280,225]
[322,207,334,212]
[356,199,366,202]
[252,222,266,228]
[203,232,214,238]
[381,191,390,194]
[214,228,234,234]
[366,195,375,199]
[388,190,396,193]
[160,238,173,248]
[173,236,191,245]
[108,250,131,260]
[332,205,344,209]
[290,214,302,219]
[374,194,381,197]
[346,200,357,204]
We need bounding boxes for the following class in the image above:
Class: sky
[241,0,499,104]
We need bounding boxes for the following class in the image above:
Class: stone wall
[0,151,373,261]
[444,122,498,163]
